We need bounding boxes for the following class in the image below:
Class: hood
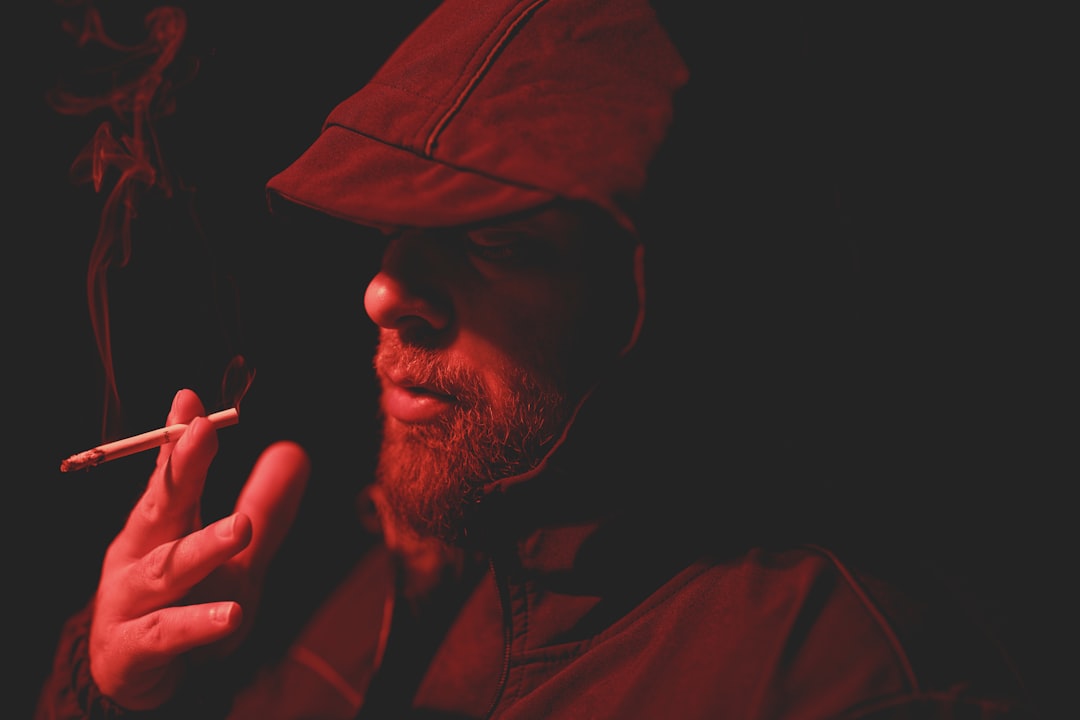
[265,0,693,534]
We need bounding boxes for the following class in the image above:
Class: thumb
[232,440,310,575]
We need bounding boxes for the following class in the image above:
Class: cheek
[464,287,581,384]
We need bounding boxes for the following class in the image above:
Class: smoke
[47,1,251,439]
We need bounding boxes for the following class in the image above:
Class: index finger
[113,389,219,558]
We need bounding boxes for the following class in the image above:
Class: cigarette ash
[60,448,106,473]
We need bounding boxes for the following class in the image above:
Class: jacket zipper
[482,554,513,719]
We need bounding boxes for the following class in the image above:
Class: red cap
[265,0,688,232]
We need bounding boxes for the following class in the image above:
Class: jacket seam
[509,559,713,666]
[803,543,921,691]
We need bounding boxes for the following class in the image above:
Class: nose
[363,234,451,332]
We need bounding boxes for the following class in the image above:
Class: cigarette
[60,408,240,473]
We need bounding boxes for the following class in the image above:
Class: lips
[381,377,456,424]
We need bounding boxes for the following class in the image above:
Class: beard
[373,335,571,545]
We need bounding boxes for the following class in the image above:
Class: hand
[88,389,309,710]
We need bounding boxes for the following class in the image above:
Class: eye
[465,229,536,264]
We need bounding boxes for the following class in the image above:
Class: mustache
[374,334,481,403]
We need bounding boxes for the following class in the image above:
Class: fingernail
[210,603,234,625]
[215,514,237,538]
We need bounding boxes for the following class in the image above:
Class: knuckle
[141,542,178,588]
[136,612,166,647]
[136,495,169,527]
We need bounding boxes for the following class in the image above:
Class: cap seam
[423,0,550,156]
[320,123,561,199]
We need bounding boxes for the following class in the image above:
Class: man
[36,0,1035,718]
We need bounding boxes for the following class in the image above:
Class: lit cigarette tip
[60,407,240,473]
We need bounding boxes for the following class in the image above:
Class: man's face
[364,203,639,544]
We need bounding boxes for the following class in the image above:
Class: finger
[152,388,205,473]
[132,601,244,656]
[115,391,219,557]
[108,513,254,619]
[232,441,310,576]
[94,600,244,705]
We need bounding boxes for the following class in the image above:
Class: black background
[10,2,1069,718]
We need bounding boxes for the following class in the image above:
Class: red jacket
[38,501,1034,719]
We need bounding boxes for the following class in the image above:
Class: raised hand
[87,389,309,711]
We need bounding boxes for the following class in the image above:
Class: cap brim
[266,126,557,229]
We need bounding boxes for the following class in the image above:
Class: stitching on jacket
[511,558,714,665]
[804,543,921,691]
[289,645,364,710]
